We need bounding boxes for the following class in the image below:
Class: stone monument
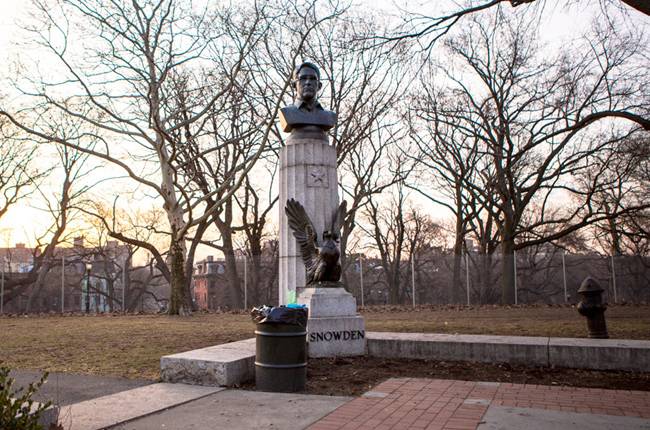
[279,62,365,357]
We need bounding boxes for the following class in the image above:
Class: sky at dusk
[0,0,647,253]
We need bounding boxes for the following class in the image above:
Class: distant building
[192,255,227,310]
[0,236,131,314]
[191,241,279,310]
[0,243,37,273]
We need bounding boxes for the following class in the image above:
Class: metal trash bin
[251,305,308,392]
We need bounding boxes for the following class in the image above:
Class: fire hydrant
[577,277,609,339]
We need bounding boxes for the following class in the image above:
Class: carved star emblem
[310,168,326,184]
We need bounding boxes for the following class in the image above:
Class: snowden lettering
[309,330,366,342]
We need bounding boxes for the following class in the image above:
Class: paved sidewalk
[9,370,152,406]
[10,370,650,429]
[308,378,650,430]
[118,389,351,430]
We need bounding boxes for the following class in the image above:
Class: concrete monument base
[306,316,366,357]
[279,138,339,305]
[297,286,366,357]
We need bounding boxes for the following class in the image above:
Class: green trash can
[252,305,308,392]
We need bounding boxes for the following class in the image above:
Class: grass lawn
[1,305,648,380]
[363,304,650,339]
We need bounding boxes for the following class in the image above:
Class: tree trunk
[501,238,516,304]
[481,252,493,304]
[607,216,623,256]
[451,235,463,305]
[24,263,52,313]
[249,253,261,305]
[247,231,265,306]
[24,283,42,313]
[222,235,242,309]
[339,251,349,288]
[168,239,192,315]
[388,264,401,304]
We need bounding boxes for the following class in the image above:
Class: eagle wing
[285,198,318,271]
[329,200,347,240]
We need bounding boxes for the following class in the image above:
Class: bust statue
[279,62,337,135]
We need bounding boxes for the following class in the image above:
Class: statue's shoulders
[279,105,299,132]
[281,105,299,114]
[320,109,337,129]
[279,104,337,133]
[324,109,337,121]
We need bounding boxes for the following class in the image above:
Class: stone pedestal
[297,287,366,357]
[279,135,338,305]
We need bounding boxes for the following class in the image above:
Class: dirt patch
[243,356,650,396]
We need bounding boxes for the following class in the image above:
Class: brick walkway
[308,378,650,430]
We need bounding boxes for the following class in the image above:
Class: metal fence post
[359,255,364,308]
[411,256,416,308]
[562,251,568,303]
[611,255,618,303]
[465,251,470,306]
[61,254,65,313]
[0,258,4,315]
[514,250,518,305]
[122,262,126,313]
[244,256,248,310]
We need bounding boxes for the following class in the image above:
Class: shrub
[0,366,52,430]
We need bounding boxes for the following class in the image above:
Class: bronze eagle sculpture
[285,198,347,284]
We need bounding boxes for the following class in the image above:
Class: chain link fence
[342,252,650,306]
[1,251,648,313]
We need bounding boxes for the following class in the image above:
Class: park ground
[1,304,649,395]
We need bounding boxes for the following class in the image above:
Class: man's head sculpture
[292,62,322,104]
[279,60,336,134]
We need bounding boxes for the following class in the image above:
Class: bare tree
[86,202,171,311]
[586,134,650,256]
[360,157,415,304]
[234,171,279,306]
[2,112,94,310]
[177,1,346,308]
[404,208,445,304]
[406,93,485,303]
[411,12,649,303]
[24,142,95,312]
[298,14,411,284]
[0,115,42,223]
[0,0,340,314]
[377,0,650,51]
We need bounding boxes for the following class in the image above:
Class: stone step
[367,332,549,366]
[160,338,255,386]
[367,332,650,372]
[60,383,223,430]
[157,333,650,391]
[549,337,650,371]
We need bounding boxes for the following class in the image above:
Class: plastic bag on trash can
[251,304,308,327]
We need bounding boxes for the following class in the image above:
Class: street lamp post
[85,262,92,313]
